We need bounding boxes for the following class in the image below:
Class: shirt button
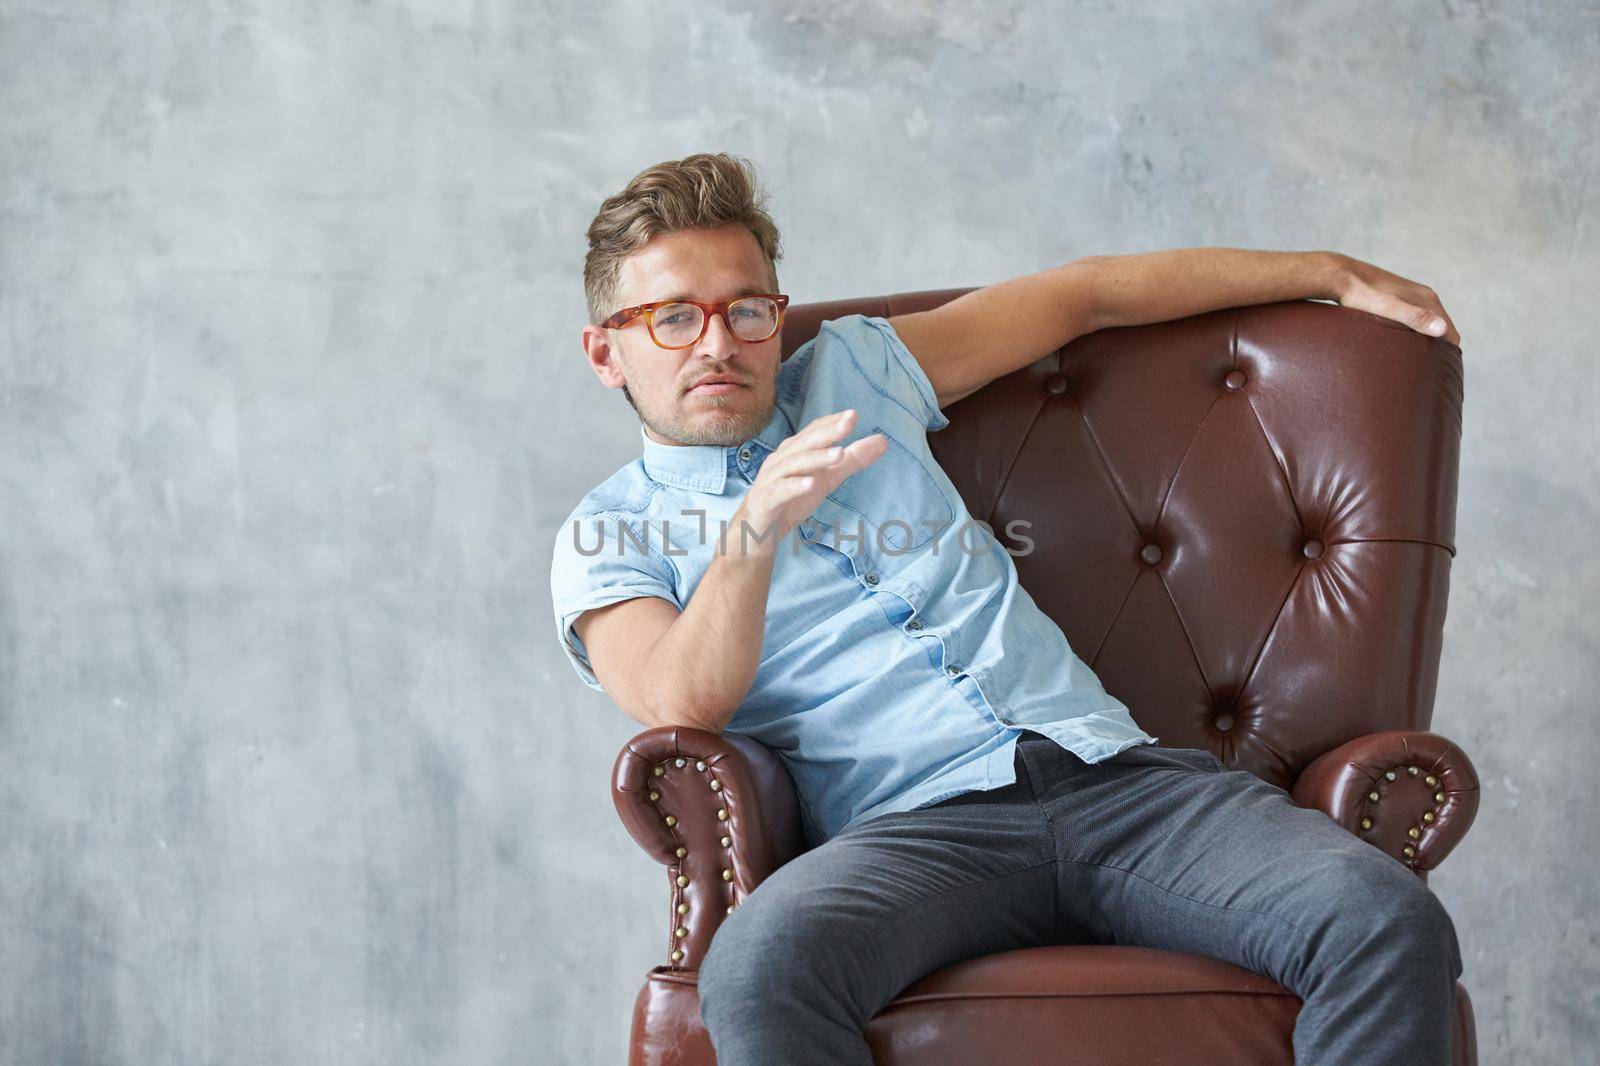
[907,619,923,630]
[864,573,879,586]
[946,664,960,676]
[738,447,753,462]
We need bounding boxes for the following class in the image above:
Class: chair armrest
[612,725,806,969]
[1290,729,1481,880]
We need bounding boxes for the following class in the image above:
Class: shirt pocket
[812,421,956,573]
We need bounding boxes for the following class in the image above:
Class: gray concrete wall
[2,1,1594,1063]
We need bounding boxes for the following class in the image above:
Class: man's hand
[727,409,888,555]
[1328,253,1460,347]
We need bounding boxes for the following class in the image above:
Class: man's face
[582,223,782,448]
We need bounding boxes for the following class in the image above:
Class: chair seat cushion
[866,944,1300,1064]
[632,944,1475,1066]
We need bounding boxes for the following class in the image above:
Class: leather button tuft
[1214,711,1236,732]
[1140,543,1163,565]
[1044,374,1068,395]
[1302,538,1324,560]
[1224,369,1247,391]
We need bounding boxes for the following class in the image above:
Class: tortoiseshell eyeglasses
[600,293,790,350]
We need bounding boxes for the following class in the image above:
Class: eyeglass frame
[600,292,791,350]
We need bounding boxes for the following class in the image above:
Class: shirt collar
[639,405,792,494]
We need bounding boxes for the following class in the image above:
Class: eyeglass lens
[652,297,780,346]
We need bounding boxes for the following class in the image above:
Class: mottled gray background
[2,1,1595,1063]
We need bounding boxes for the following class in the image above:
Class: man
[551,152,1463,1065]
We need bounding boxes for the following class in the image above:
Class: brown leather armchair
[610,290,1482,1065]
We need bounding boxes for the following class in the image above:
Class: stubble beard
[639,383,776,448]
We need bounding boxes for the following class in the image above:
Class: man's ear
[582,325,628,390]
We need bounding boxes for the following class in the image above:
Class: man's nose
[693,311,741,357]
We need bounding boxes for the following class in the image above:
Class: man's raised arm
[888,248,1460,411]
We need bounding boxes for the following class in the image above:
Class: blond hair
[583,152,784,326]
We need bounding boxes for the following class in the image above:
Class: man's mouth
[687,379,746,396]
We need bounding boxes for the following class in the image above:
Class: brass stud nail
[677,902,688,915]
[1407,766,1419,776]
[696,761,707,771]
[671,949,684,962]
[722,869,732,881]
[1407,826,1420,840]
[1423,811,1435,823]
[1385,770,1397,781]
[717,808,729,821]
[676,846,687,858]
[710,780,722,791]
[1361,817,1372,829]
[1425,774,1438,787]
[726,905,734,915]
[676,875,688,887]
[1368,790,1380,802]
[664,815,677,827]
[675,758,686,768]
[720,835,731,847]
[649,791,659,802]
[1403,845,1416,858]
[1435,791,1446,803]
[675,926,687,938]
[653,766,665,777]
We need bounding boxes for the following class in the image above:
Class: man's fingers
[797,408,858,447]
[800,433,888,485]
[779,432,887,479]
[1385,295,1442,336]
[1361,285,1458,345]
[844,432,889,466]
[764,412,873,483]
[781,444,850,477]
[811,433,888,493]
[1421,302,1460,345]
[1412,303,1458,344]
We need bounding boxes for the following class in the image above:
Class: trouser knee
[1332,864,1463,982]
[699,914,774,1017]
[1381,878,1463,979]
[699,905,863,1028]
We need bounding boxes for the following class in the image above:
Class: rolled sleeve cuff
[555,587,677,692]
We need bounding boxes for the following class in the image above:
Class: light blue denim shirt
[551,313,1157,847]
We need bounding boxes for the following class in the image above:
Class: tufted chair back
[613,289,1480,1065]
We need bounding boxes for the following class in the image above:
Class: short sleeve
[846,314,951,433]
[549,509,681,692]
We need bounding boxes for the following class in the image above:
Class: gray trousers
[698,731,1463,1065]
